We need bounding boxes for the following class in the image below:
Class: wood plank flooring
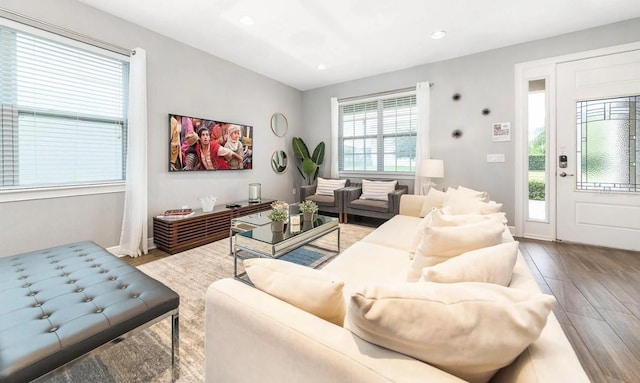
[517,237,640,383]
[126,234,640,382]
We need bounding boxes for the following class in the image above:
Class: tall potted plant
[292,137,325,185]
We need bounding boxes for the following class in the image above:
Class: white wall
[0,0,302,256]
[301,18,640,224]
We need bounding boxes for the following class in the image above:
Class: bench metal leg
[172,311,180,381]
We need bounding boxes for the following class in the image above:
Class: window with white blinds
[339,93,417,174]
[0,23,129,191]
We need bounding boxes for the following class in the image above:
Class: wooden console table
[153,199,273,254]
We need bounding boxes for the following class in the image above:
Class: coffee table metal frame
[231,213,340,279]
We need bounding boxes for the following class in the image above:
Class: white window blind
[339,93,417,174]
[0,23,128,190]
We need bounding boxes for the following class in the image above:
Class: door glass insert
[527,79,547,221]
[576,96,639,192]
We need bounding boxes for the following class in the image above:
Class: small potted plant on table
[299,200,318,222]
[268,201,288,232]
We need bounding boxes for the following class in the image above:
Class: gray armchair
[300,179,351,222]
[343,182,408,223]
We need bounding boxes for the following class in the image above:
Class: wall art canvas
[168,114,253,171]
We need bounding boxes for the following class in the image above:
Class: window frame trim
[0,182,125,202]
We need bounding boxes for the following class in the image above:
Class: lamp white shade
[420,159,444,178]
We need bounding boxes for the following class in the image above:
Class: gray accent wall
[0,0,302,256]
[302,18,640,225]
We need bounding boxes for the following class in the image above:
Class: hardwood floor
[125,234,640,382]
[516,237,640,383]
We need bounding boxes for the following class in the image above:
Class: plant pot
[271,221,285,232]
[272,231,284,241]
[303,212,314,222]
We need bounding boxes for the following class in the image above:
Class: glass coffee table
[231,212,340,279]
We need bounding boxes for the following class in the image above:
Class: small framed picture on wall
[492,122,511,142]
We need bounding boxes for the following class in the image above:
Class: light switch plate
[487,154,505,162]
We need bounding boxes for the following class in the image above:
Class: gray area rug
[40,223,373,383]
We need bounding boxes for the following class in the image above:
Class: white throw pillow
[409,210,434,259]
[359,179,397,201]
[243,258,346,325]
[345,282,556,383]
[456,185,490,202]
[408,220,505,281]
[418,188,447,217]
[442,198,503,215]
[430,208,507,226]
[421,241,519,286]
[316,177,347,196]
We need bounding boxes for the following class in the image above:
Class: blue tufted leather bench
[0,241,180,383]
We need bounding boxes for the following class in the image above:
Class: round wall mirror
[271,113,288,137]
[271,150,288,173]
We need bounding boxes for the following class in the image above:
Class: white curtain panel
[330,97,339,178]
[118,48,148,257]
[414,81,431,195]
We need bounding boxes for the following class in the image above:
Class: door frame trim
[514,41,640,240]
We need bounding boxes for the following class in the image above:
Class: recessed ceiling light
[430,30,447,40]
[239,16,254,25]
[317,64,327,71]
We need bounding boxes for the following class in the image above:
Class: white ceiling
[76,0,640,91]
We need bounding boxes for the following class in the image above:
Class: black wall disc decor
[482,108,491,116]
[451,129,463,139]
[452,93,461,101]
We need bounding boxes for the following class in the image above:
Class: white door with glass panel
[556,51,640,251]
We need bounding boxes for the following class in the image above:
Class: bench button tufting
[132,294,139,298]
[96,308,103,313]
[85,298,92,302]
[34,303,42,307]
[109,277,117,281]
[49,327,58,332]
[76,288,84,292]
[41,314,49,319]
[23,283,31,288]
[68,280,76,284]
[28,292,36,296]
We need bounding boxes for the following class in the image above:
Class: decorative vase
[303,212,314,222]
[271,221,285,232]
[248,183,261,203]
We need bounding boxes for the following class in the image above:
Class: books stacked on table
[160,209,195,218]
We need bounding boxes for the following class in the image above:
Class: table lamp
[420,159,444,194]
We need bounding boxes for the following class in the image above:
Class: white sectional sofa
[205,193,589,383]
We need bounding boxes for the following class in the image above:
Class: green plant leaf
[312,141,325,165]
[292,137,310,160]
[302,158,318,185]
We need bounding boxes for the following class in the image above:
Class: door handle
[559,172,574,177]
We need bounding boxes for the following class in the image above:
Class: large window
[0,22,129,191]
[339,93,417,175]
